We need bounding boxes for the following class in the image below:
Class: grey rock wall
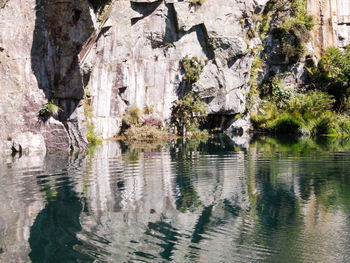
[0,0,349,153]
[84,0,261,138]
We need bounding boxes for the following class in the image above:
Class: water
[1,136,350,263]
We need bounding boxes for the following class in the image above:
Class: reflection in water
[29,183,92,263]
[1,136,350,262]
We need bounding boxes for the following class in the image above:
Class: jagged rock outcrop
[83,0,262,137]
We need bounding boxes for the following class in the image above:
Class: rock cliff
[0,0,349,153]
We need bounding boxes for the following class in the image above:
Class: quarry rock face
[84,0,259,137]
[308,0,350,55]
[0,0,349,152]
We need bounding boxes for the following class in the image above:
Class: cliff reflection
[2,136,350,262]
[29,153,93,263]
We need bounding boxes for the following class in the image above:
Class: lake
[1,135,350,263]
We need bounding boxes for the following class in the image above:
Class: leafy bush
[287,90,335,118]
[84,92,103,145]
[120,105,170,141]
[311,46,350,111]
[269,76,295,108]
[122,106,143,126]
[171,91,208,137]
[87,123,103,145]
[252,90,350,137]
[270,113,303,134]
[251,100,278,130]
[181,56,204,87]
[39,101,61,117]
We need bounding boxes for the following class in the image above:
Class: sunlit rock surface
[0,0,350,151]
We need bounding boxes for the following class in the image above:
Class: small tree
[171,91,208,137]
[181,56,204,87]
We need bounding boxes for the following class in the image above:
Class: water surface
[1,136,350,262]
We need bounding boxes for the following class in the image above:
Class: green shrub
[269,76,295,108]
[39,101,61,117]
[87,123,103,145]
[251,100,278,129]
[84,91,103,145]
[122,106,143,126]
[171,91,208,137]
[181,56,204,87]
[252,90,350,137]
[287,90,335,118]
[270,113,303,134]
[311,46,350,111]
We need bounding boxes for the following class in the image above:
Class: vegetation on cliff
[171,91,208,137]
[39,101,61,119]
[261,0,314,61]
[248,0,350,137]
[309,46,350,111]
[120,106,170,141]
[181,56,205,87]
[251,45,350,137]
[252,90,350,136]
[119,92,209,141]
[84,90,102,145]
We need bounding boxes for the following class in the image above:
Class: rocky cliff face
[84,0,264,138]
[0,0,92,153]
[0,0,349,153]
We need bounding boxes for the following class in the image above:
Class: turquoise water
[1,136,350,262]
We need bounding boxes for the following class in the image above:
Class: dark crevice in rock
[118,87,127,95]
[199,23,215,60]
[131,0,162,26]
[88,0,112,13]
[203,114,237,133]
[164,3,179,44]
[191,24,214,60]
[71,8,82,25]
[82,70,91,88]
[227,54,244,68]
[96,26,112,41]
